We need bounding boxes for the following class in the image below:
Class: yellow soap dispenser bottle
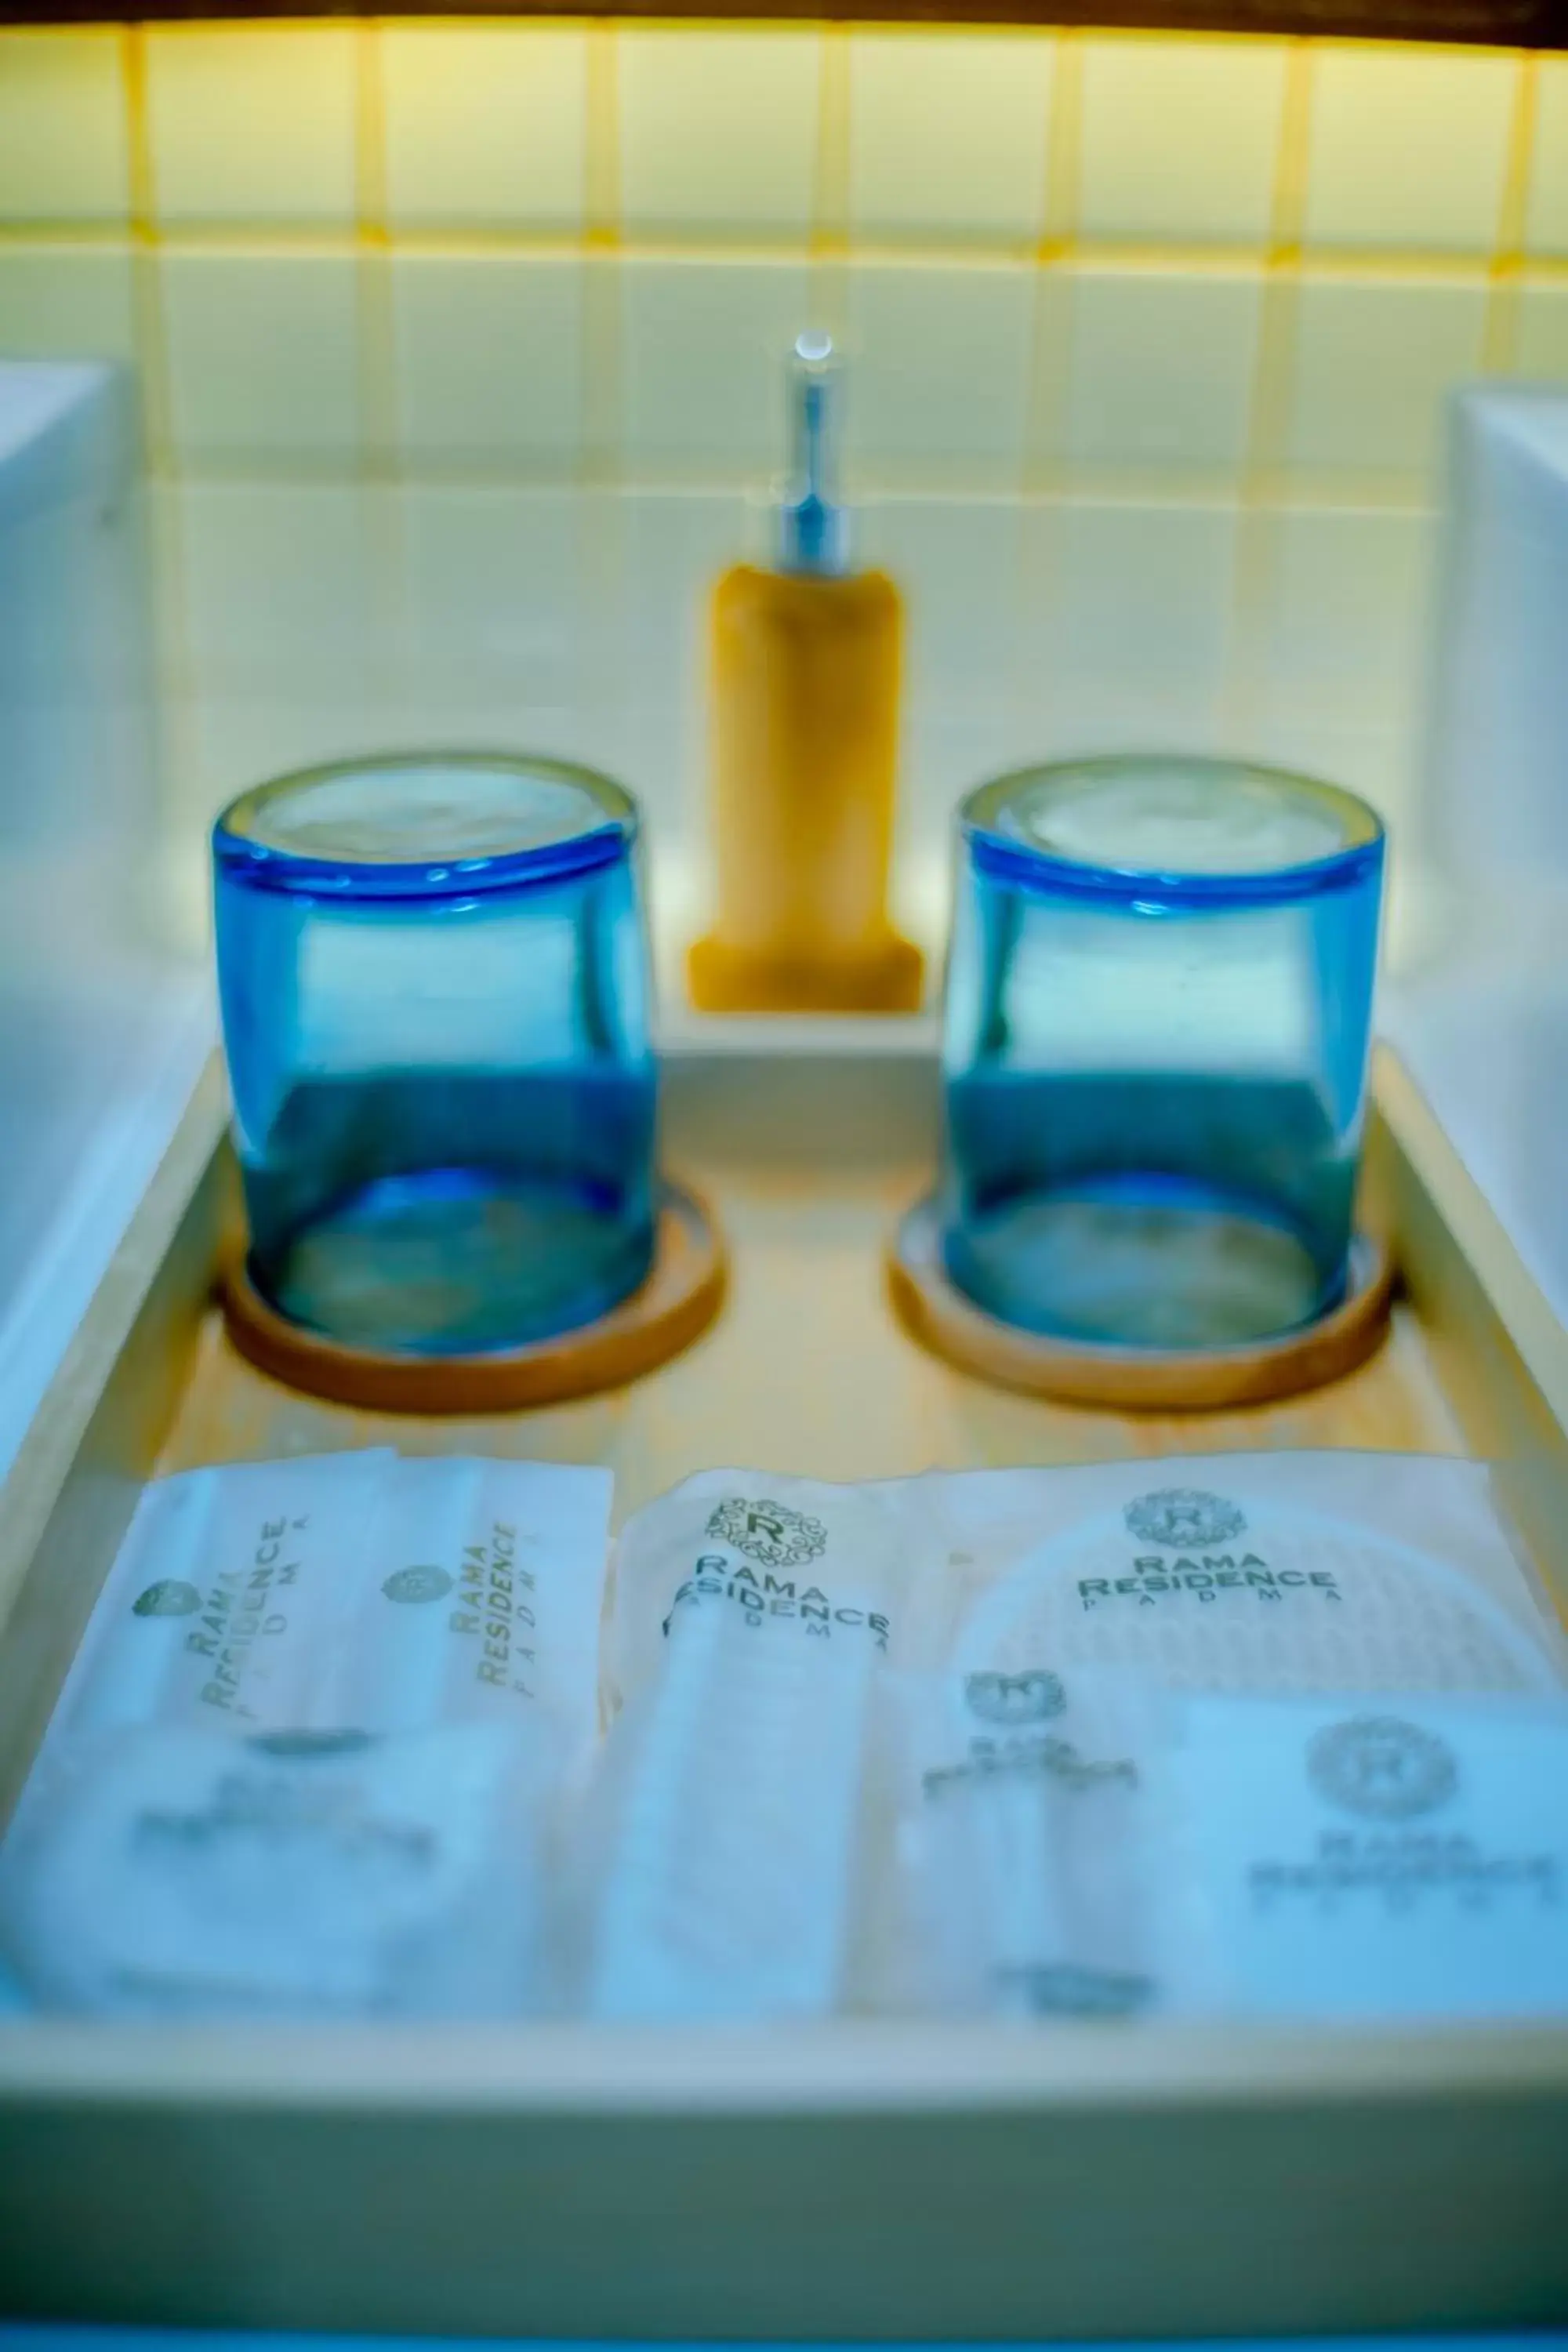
[688,333,924,1014]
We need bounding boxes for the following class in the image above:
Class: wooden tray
[1,1036,1566,2337]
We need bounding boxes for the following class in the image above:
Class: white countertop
[0,867,212,1484]
[1387,949,1568,1338]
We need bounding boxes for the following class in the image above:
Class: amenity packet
[322,1454,612,1756]
[875,1674,1568,2024]
[581,1473,898,2019]
[610,1453,1563,1697]
[1153,1690,1568,2020]
[924,1453,1566,1698]
[866,1666,1159,2020]
[31,1450,397,1764]
[2,1449,613,2016]
[1,1719,551,2017]
[22,1450,612,1788]
[607,1454,1565,2024]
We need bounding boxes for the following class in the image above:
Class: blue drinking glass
[213,753,657,1356]
[941,756,1385,1351]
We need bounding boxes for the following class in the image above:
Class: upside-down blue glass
[941,756,1385,1351]
[213,753,657,1356]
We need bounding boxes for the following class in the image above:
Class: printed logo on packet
[132,1580,201,1619]
[705,1497,828,1570]
[1124,1489,1246,1551]
[381,1566,455,1605]
[1308,1715,1459,1821]
[964,1669,1066,1726]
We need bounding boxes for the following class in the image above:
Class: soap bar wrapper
[1153,1692,1568,2022]
[1,1720,551,2018]
[926,1452,1567,1699]
[583,1479,894,2020]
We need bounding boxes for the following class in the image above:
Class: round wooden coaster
[887,1196,1394,1412]
[223,1185,726,1415]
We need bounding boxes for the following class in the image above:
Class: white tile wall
[1058,267,1262,472]
[400,485,589,701]
[144,27,359,229]
[844,262,1036,488]
[0,30,129,225]
[391,255,584,473]
[1302,45,1517,254]
[860,499,1026,722]
[1283,275,1490,480]
[379,24,589,234]
[846,32,1054,249]
[180,483,383,696]
[3,22,1563,953]
[1254,505,1432,725]
[620,256,811,479]
[618,28,821,245]
[162,252,361,467]
[0,246,137,362]
[1044,499,1238,739]
[1076,37,1286,249]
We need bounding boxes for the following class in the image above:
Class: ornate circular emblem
[964,1669,1067,1726]
[381,1565,453,1605]
[132,1579,201,1618]
[1123,1488,1246,1550]
[704,1497,828,1569]
[1308,1715,1458,1821]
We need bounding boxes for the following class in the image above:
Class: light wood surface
[158,1135,1462,1515]
[2,1040,1566,2338]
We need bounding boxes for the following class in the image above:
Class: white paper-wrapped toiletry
[2,1719,552,2017]
[24,1450,612,1780]
[583,1476,898,2020]
[1,1448,614,2016]
[321,1454,612,1755]
[603,1454,1566,2024]
[610,1454,1564,1702]
[581,1588,880,2021]
[868,1666,1159,2020]
[1155,1690,1568,2020]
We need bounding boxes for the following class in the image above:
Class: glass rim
[212,750,637,901]
[960,754,1385,908]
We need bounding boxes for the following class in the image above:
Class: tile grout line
[354,20,398,470]
[808,23,851,346]
[0,217,1557,287]
[1039,27,1082,264]
[582,19,623,494]
[579,16,627,729]
[157,450,1440,514]
[1013,31,1081,719]
[354,20,408,692]
[1220,34,1313,753]
[121,22,173,479]
[120,23,201,861]
[1483,50,1537,376]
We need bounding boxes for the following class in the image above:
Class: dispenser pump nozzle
[778,331,848,576]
